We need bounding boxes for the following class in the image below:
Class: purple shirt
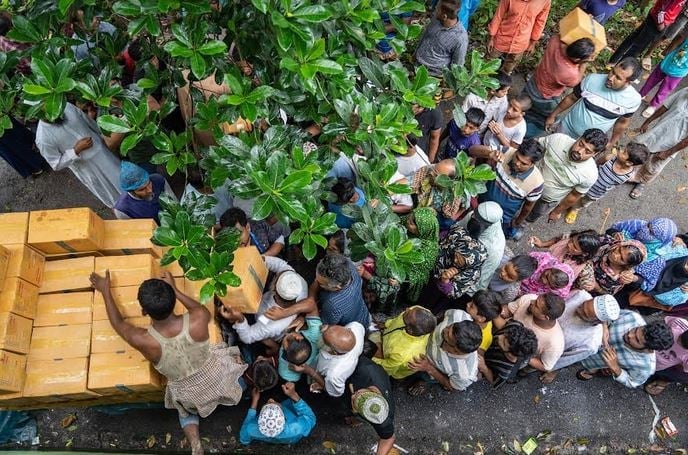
[578,0,626,24]
[655,316,688,372]
[440,119,481,160]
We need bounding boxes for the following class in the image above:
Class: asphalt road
[1,84,687,453]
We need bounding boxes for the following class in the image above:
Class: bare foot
[539,371,557,384]
[408,380,426,396]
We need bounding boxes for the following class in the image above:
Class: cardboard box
[39,256,94,294]
[88,351,162,395]
[559,7,607,54]
[94,254,161,288]
[218,246,268,313]
[28,324,91,361]
[93,286,141,320]
[0,350,26,393]
[34,292,93,327]
[161,258,185,278]
[27,208,104,255]
[0,245,9,290]
[0,391,35,408]
[0,277,39,319]
[101,219,163,257]
[0,212,29,245]
[0,312,33,354]
[44,251,102,261]
[3,244,44,287]
[91,317,149,354]
[23,357,98,401]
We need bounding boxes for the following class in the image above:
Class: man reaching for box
[90,270,247,455]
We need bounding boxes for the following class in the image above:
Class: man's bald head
[323,325,356,353]
[434,159,456,177]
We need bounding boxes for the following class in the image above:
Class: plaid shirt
[580,310,655,388]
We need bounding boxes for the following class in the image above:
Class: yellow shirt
[373,308,431,379]
[480,321,493,352]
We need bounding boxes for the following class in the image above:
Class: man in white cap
[539,290,620,384]
[239,382,316,445]
[219,256,308,345]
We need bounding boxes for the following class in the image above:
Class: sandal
[644,380,669,396]
[565,208,579,224]
[576,369,595,381]
[629,183,645,199]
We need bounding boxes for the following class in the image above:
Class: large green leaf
[198,40,227,56]
[97,115,133,133]
[291,5,331,22]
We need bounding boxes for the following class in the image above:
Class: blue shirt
[239,399,316,445]
[328,187,366,229]
[320,260,371,328]
[440,120,481,160]
[661,38,688,77]
[578,0,626,24]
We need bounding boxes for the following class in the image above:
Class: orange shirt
[533,34,584,99]
[488,0,551,54]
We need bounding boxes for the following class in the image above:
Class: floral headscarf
[407,207,440,302]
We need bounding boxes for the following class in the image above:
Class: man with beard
[113,161,175,224]
[544,58,642,150]
[471,138,545,240]
[526,129,607,223]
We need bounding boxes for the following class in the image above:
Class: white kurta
[36,103,121,207]
[553,290,603,370]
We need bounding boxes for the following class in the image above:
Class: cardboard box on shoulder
[23,357,98,401]
[0,312,33,354]
[3,244,44,287]
[28,208,105,255]
[0,212,29,245]
[559,7,607,54]
[28,324,91,361]
[218,246,268,313]
[34,292,93,327]
[0,245,10,290]
[94,254,161,288]
[39,256,94,294]
[101,219,163,257]
[88,351,162,396]
[0,350,26,393]
[91,317,149,354]
[0,277,39,319]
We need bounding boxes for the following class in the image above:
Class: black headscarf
[652,257,688,295]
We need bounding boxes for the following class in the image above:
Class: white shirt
[316,321,365,397]
[232,257,304,344]
[396,146,431,177]
[537,133,598,203]
[637,87,688,153]
[483,116,527,149]
[553,290,603,370]
[462,93,509,133]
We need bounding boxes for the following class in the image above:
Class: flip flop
[644,380,668,396]
[642,57,652,71]
[629,183,645,199]
[576,369,595,381]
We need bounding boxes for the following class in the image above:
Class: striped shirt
[482,148,544,222]
[484,321,532,389]
[320,260,371,328]
[580,310,655,388]
[586,158,633,201]
[426,309,479,391]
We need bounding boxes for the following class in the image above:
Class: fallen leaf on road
[146,435,156,448]
[201,437,210,443]
[60,414,77,428]
[65,438,73,448]
[442,441,450,452]
[66,425,78,432]
[165,433,172,444]
[323,440,336,454]
[513,439,522,453]
[474,441,485,455]
[533,394,541,405]
[678,186,687,192]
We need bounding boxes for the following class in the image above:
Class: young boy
[578,0,626,25]
[564,142,650,223]
[483,93,532,149]
[436,107,485,162]
[462,72,513,134]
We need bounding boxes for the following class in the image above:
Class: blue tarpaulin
[0,411,37,444]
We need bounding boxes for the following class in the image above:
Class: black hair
[516,138,544,164]
[542,292,565,319]
[451,320,482,354]
[406,307,437,337]
[565,37,595,61]
[137,279,176,320]
[569,230,602,263]
[581,128,608,153]
[219,207,248,229]
[510,254,538,280]
[617,57,643,82]
[643,321,674,351]
[186,167,204,189]
[0,15,10,36]
[331,177,356,204]
[127,39,144,61]
[465,107,486,128]
[285,338,312,366]
[504,322,538,358]
[438,0,460,17]
[623,245,645,267]
[625,142,650,166]
[328,230,346,254]
[406,134,418,147]
[496,72,513,90]
[679,329,688,350]
[471,290,502,321]
[546,268,570,290]
[513,93,532,112]
[253,360,279,391]
[316,253,352,288]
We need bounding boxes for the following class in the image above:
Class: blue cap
[119,161,149,191]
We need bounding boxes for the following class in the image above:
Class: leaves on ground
[165,433,172,444]
[323,440,336,454]
[60,414,77,428]
[145,435,156,448]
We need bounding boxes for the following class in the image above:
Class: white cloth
[396,146,431,177]
[232,257,303,344]
[483,116,527,149]
[537,133,598,203]
[181,182,233,222]
[389,171,413,208]
[476,203,506,292]
[636,87,688,153]
[36,103,122,207]
[316,321,365,397]
[553,290,604,370]
[462,93,508,133]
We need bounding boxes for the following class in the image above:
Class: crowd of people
[2,0,688,454]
